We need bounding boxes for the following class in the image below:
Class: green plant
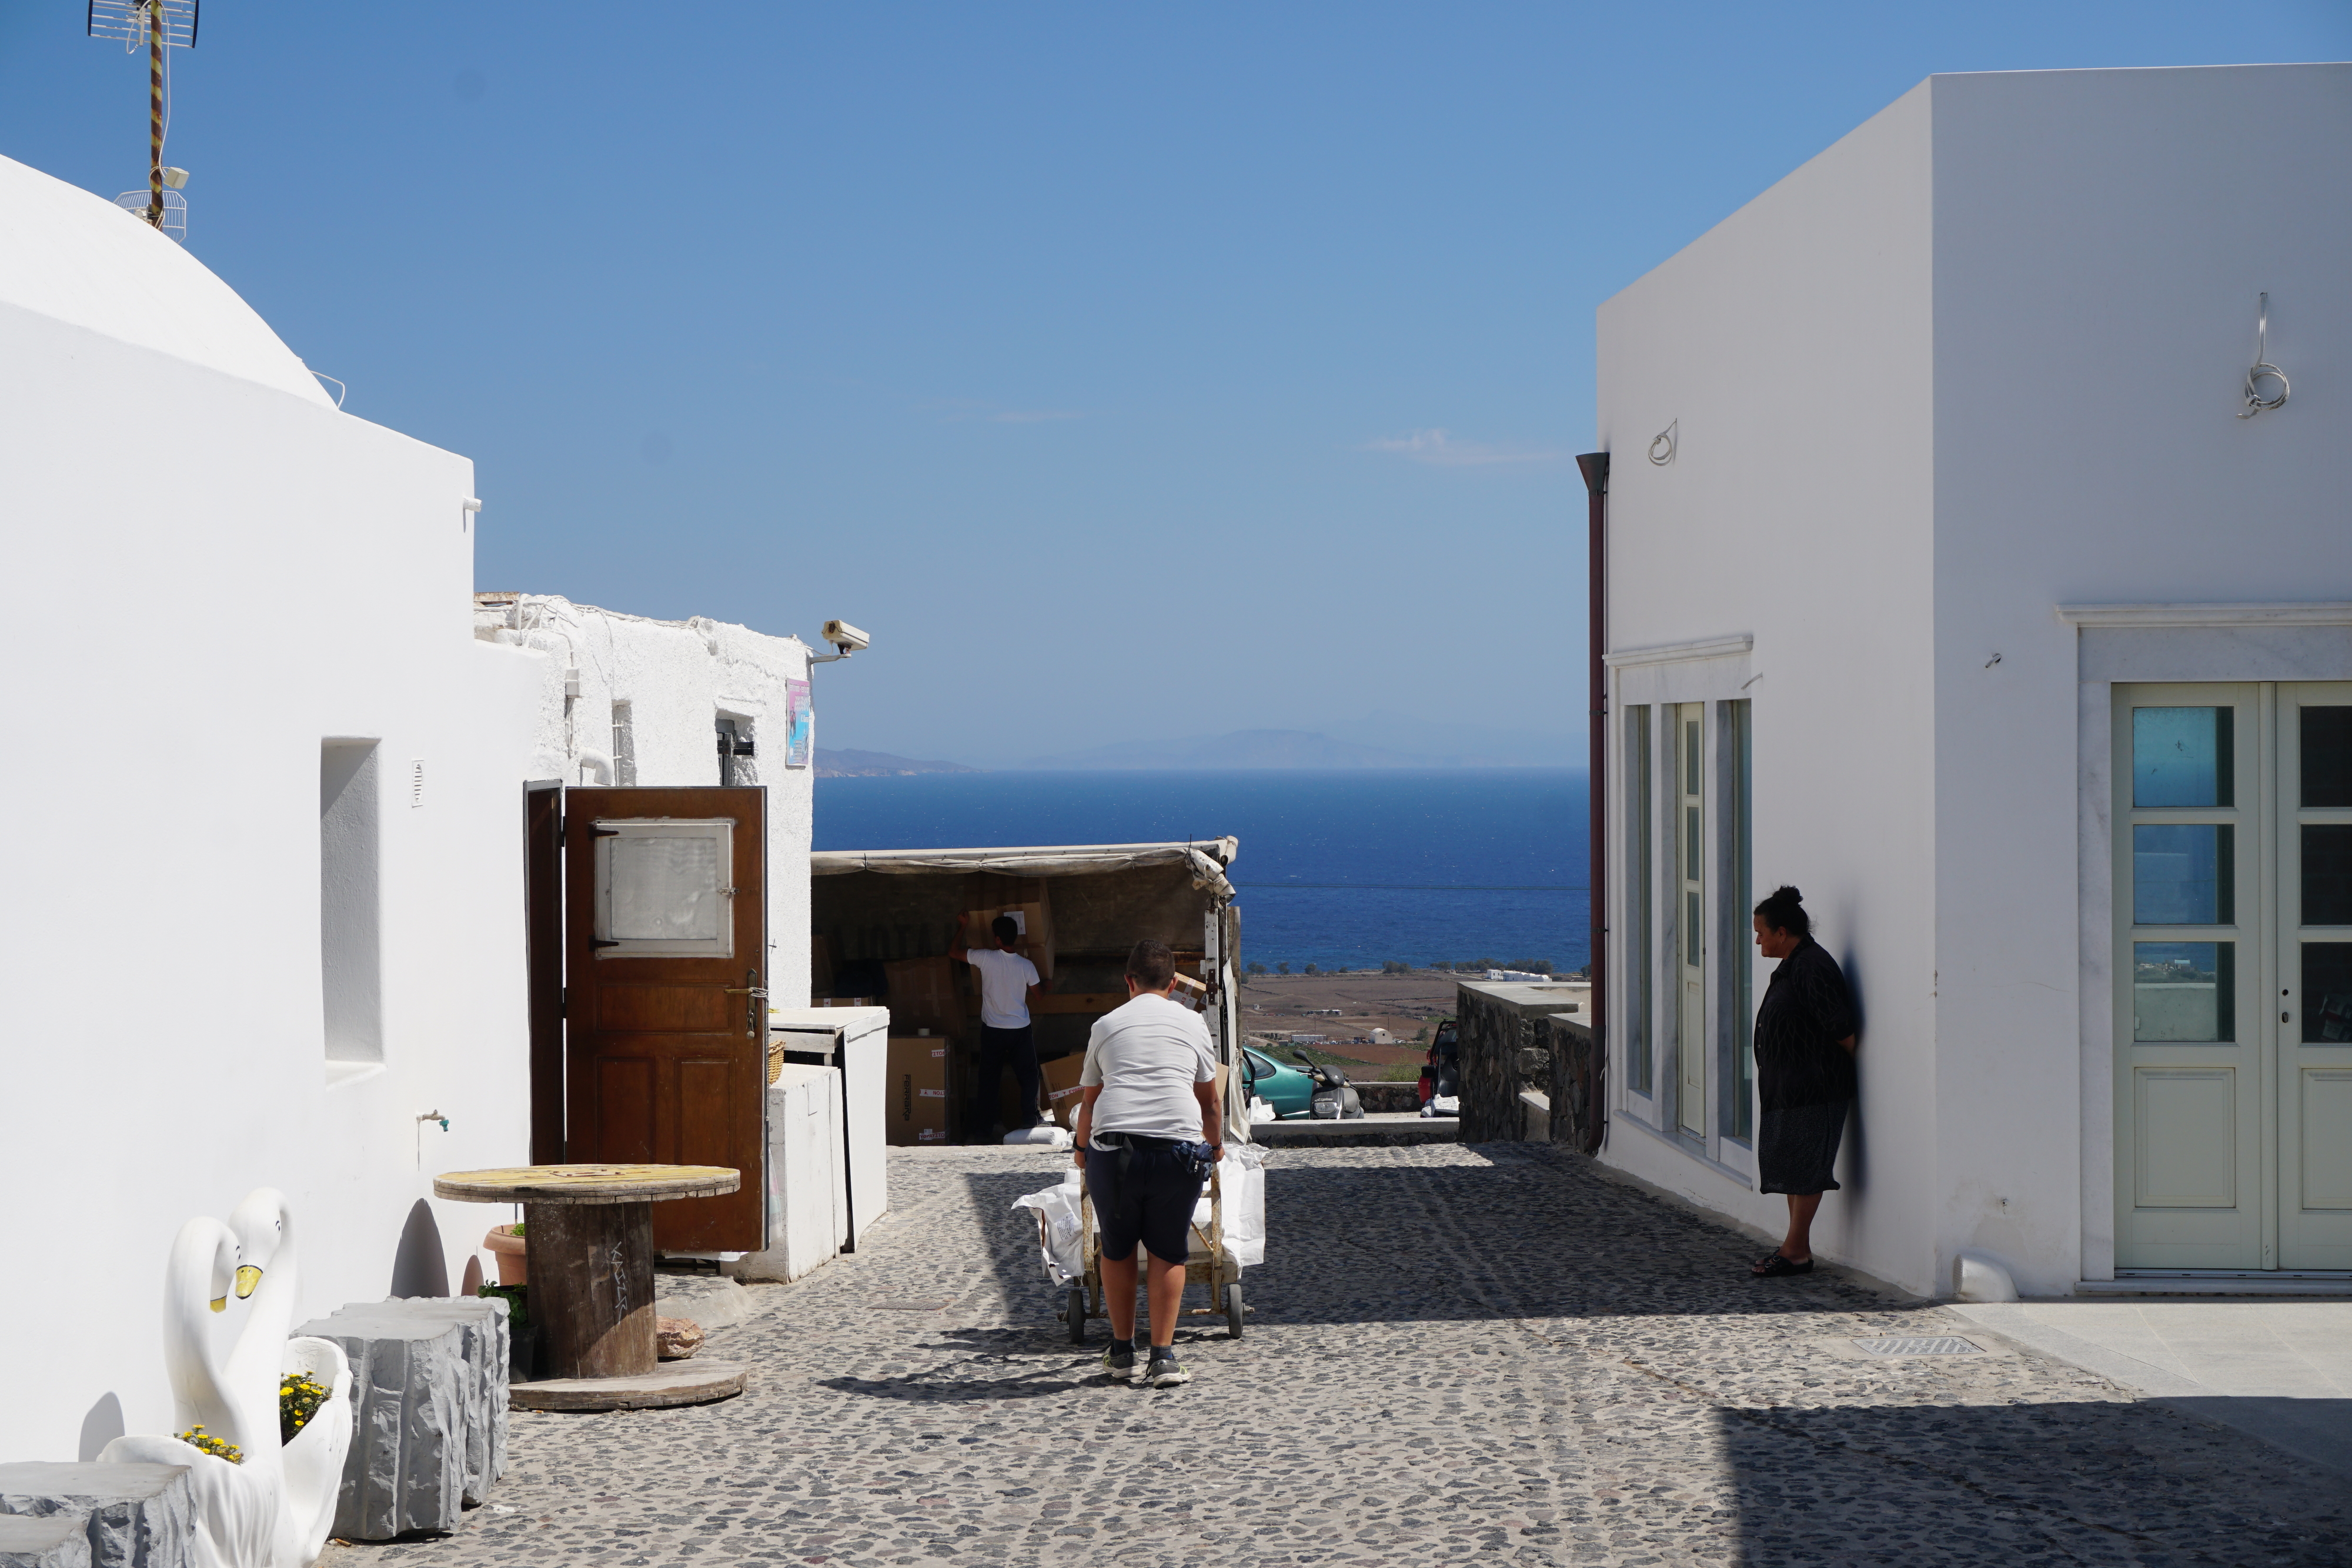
[1275,962,1289,975]
[1245,961,1267,975]
[479,1282,530,1332]
[510,1221,527,1237]
[1381,961,1408,974]
[280,1373,329,1444]
[1302,963,1319,975]
[178,1425,240,1464]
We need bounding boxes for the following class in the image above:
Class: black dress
[1752,937,1856,1194]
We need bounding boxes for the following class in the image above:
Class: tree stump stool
[433,1164,744,1412]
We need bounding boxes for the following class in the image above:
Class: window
[1723,699,1754,1142]
[716,715,757,787]
[1675,704,1706,1136]
[1624,706,1653,1096]
[320,740,383,1064]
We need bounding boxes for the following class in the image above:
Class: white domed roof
[0,153,333,407]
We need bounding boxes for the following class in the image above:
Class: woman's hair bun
[1753,884,1810,937]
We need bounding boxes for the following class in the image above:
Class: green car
[1242,1047,1317,1119]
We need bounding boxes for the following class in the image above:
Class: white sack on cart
[1011,1171,1085,1285]
[1211,1142,1267,1268]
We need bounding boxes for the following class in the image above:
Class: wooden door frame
[563,785,768,1252]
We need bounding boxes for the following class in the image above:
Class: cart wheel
[1222,1281,1244,1339]
[1066,1284,1088,1344]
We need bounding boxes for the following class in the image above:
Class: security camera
[822,620,870,655]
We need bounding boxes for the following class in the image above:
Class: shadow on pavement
[1716,1398,2352,1563]
[963,1145,1931,1327]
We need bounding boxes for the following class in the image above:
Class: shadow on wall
[1838,942,1866,1198]
[1715,1398,2350,1554]
[389,1199,449,1299]
[76,1392,124,1462]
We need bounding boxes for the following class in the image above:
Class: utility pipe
[1576,451,1611,1156]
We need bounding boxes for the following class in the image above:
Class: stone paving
[323,1144,2352,1567]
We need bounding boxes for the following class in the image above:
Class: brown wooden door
[563,786,767,1251]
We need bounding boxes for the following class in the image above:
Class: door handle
[725,971,767,1034]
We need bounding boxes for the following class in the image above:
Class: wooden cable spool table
[433,1164,746,1412]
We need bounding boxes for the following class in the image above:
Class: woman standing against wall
[1748,885,1857,1277]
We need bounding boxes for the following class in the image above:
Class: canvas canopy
[811,838,1238,900]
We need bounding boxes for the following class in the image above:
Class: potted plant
[484,1222,527,1286]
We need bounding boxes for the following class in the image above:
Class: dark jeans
[971,1024,1040,1133]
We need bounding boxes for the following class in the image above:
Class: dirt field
[1235,968,1464,1064]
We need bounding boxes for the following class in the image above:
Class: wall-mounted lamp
[2237,293,2289,419]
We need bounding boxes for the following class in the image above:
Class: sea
[812,769,1591,975]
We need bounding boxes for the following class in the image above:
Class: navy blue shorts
[1084,1136,1209,1266]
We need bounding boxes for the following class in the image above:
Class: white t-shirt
[1080,992,1217,1142]
[963,946,1040,1029]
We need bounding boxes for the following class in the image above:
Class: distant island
[815,748,981,778]
[818,718,1580,774]
[1018,727,1575,771]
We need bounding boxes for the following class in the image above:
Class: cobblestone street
[326,1145,2350,1567]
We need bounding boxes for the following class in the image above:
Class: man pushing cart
[1068,937,1225,1387]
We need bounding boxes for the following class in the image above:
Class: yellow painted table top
[433,1164,740,1205]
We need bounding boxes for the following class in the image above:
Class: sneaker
[1101,1341,1137,1381]
[1145,1352,1190,1388]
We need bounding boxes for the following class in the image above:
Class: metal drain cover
[1852,1335,1981,1357]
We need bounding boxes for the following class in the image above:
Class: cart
[1049,1164,1247,1342]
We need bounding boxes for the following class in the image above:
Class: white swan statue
[99,1217,276,1568]
[226,1188,354,1568]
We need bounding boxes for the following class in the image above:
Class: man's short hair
[1125,938,1175,992]
[992,915,1021,947]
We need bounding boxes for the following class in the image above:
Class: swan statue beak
[235,1265,263,1299]
[209,1296,229,1313]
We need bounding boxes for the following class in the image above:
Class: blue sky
[4,3,2344,765]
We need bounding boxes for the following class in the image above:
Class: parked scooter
[1419,1018,1461,1118]
[1290,1049,1365,1119]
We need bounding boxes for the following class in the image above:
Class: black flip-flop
[1750,1253,1814,1278]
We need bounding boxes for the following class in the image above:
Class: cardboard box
[963,898,1056,982]
[886,1035,952,1146]
[1040,1051,1088,1130]
[884,955,960,1032]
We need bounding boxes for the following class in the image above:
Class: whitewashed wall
[1927,64,2352,1292]
[0,156,540,1456]
[473,596,818,1008]
[1595,63,2352,1298]
[1596,82,1939,1293]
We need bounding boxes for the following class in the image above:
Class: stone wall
[1455,982,1602,1150]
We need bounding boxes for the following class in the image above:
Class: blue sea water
[813,769,1591,974]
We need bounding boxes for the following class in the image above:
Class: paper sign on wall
[784,679,813,769]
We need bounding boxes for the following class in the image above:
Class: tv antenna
[87,1,199,239]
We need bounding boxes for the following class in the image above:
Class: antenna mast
[88,1,198,233]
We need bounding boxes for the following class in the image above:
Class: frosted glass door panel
[594,819,737,958]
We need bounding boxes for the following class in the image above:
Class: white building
[1595,64,2352,1297]
[0,155,544,1456]
[472,593,819,1008]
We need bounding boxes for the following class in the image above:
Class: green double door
[2116,683,2352,1271]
